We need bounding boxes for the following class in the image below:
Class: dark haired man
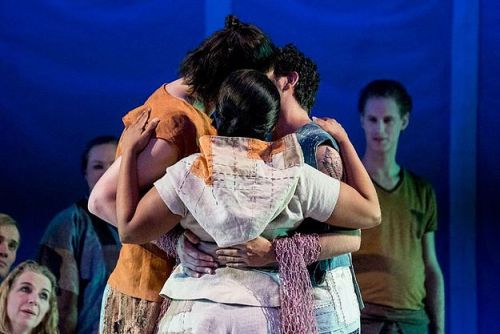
[272,44,365,333]
[353,79,445,334]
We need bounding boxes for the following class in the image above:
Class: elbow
[371,207,382,228]
[363,205,382,229]
[88,187,115,222]
[373,206,382,226]
[87,191,100,216]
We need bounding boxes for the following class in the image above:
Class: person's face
[84,143,117,192]
[7,271,51,334]
[360,97,409,154]
[0,225,20,279]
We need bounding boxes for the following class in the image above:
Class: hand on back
[121,107,159,155]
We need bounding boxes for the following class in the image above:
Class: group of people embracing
[86,14,442,334]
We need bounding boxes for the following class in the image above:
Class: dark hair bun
[225,15,241,29]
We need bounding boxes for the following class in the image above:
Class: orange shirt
[108,85,216,301]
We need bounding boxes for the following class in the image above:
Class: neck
[362,146,401,186]
[274,99,310,139]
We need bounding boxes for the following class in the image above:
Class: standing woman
[0,260,58,334]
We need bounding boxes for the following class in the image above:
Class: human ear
[286,71,299,89]
[401,113,410,130]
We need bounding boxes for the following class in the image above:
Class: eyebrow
[19,282,51,293]
[18,282,33,287]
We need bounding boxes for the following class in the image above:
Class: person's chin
[0,267,8,279]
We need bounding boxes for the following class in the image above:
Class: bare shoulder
[164,79,190,100]
[315,145,343,180]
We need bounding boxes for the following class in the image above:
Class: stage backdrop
[0,1,497,332]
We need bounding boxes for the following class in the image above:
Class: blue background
[0,1,497,332]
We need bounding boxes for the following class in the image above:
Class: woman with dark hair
[0,261,58,334]
[114,69,380,333]
[88,15,276,334]
[38,135,120,334]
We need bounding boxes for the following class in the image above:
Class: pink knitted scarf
[274,233,321,334]
[152,225,184,260]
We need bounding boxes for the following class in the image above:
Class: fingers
[183,255,218,270]
[217,255,247,264]
[135,107,151,128]
[142,118,159,136]
[216,249,248,267]
[183,266,212,278]
[216,249,240,257]
[178,241,217,276]
[182,237,215,262]
[184,230,201,244]
[312,116,339,125]
[180,247,218,275]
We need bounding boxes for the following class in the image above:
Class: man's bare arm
[423,232,445,334]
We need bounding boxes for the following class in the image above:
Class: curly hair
[358,79,413,116]
[273,44,320,114]
[180,15,276,108]
[0,261,58,334]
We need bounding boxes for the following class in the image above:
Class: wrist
[122,147,139,158]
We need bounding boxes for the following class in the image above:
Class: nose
[0,242,8,258]
[28,297,39,306]
[374,120,385,133]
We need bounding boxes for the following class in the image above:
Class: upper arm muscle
[315,145,343,180]
[89,138,180,225]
